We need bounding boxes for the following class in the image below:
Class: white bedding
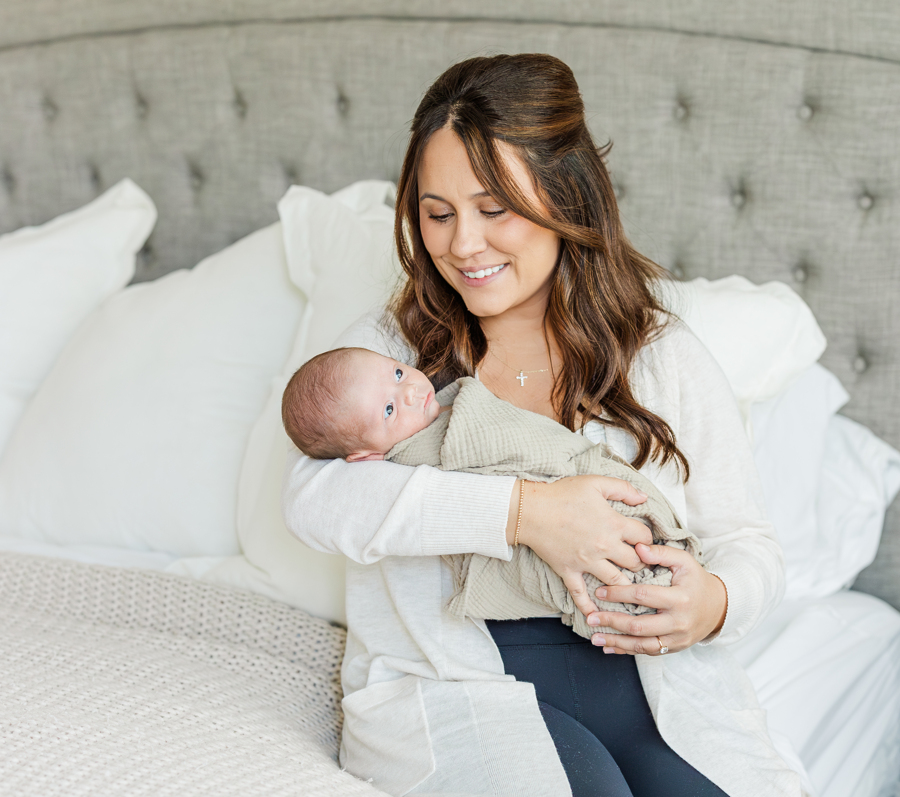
[0,551,383,797]
[3,538,899,796]
[733,590,900,797]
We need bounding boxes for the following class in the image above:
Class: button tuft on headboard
[282,163,298,187]
[188,162,204,193]
[853,354,869,374]
[233,91,248,120]
[792,264,808,283]
[670,262,685,280]
[797,103,814,122]
[731,189,746,209]
[337,91,350,117]
[138,241,155,270]
[41,96,58,122]
[673,101,688,121]
[135,93,148,120]
[858,192,874,211]
[1,166,14,195]
[85,163,102,193]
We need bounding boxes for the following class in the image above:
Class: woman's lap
[487,618,727,797]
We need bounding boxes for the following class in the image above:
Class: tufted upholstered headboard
[1,0,898,610]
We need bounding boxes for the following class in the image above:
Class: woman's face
[417,126,560,321]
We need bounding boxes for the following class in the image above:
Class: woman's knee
[538,701,633,797]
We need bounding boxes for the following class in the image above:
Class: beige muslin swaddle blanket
[386,377,702,638]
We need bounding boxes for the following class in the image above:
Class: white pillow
[751,364,900,599]
[202,181,399,624]
[0,179,155,456]
[751,365,849,599]
[659,275,827,425]
[0,222,305,557]
[811,414,900,597]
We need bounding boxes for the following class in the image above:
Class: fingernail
[637,490,647,498]
[603,647,614,654]
[592,636,606,647]
[595,587,607,599]
[587,615,599,626]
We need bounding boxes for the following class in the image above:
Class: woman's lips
[458,263,507,287]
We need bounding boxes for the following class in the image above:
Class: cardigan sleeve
[281,312,515,565]
[663,322,785,646]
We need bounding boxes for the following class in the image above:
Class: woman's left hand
[584,542,727,655]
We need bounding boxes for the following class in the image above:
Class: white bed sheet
[3,537,899,796]
[732,590,900,797]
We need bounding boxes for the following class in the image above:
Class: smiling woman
[285,53,792,797]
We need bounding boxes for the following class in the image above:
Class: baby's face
[343,349,442,461]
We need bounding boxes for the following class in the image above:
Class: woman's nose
[450,214,487,259]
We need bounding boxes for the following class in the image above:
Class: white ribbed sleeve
[281,312,515,564]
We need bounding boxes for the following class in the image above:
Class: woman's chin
[461,296,512,319]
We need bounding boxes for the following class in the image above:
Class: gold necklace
[490,349,551,387]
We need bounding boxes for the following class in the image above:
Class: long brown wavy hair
[391,53,689,478]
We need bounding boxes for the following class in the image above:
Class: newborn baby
[282,346,702,638]
[281,346,450,462]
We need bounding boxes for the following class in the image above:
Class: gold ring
[657,636,669,655]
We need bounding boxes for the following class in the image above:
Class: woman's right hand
[508,476,654,618]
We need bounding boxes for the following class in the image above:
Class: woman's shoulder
[333,309,416,364]
[634,315,715,383]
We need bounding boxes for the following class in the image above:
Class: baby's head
[282,347,442,461]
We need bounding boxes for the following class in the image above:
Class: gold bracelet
[514,479,526,546]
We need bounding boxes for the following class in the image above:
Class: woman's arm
[283,448,515,562]
[283,311,651,570]
[583,322,785,651]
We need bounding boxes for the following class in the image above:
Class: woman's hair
[390,53,689,477]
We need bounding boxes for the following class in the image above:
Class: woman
[283,54,798,796]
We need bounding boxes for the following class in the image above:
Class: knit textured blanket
[387,378,702,638]
[0,552,386,797]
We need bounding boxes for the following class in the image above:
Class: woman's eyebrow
[419,191,491,202]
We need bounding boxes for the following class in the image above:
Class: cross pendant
[516,371,527,387]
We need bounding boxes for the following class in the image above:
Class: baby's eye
[394,367,403,382]
[384,403,394,419]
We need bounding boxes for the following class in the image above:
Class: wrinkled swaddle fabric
[386,377,702,638]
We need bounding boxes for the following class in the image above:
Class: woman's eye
[428,212,453,224]
[384,403,394,419]
[394,367,403,382]
[482,209,506,219]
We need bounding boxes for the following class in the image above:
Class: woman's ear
[345,451,385,462]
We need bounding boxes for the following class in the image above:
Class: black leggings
[486,618,729,797]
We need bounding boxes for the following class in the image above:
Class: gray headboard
[1,1,898,610]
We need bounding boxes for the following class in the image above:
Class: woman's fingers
[563,573,604,618]
[590,631,678,656]
[619,519,653,550]
[592,476,647,507]
[635,541,690,568]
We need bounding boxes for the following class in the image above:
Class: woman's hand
[509,476,655,618]
[585,542,728,655]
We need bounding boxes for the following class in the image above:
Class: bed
[1,2,899,795]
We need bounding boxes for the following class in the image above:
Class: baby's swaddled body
[386,377,703,637]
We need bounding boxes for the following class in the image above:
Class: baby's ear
[345,451,385,463]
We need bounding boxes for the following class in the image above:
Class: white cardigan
[282,313,803,797]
